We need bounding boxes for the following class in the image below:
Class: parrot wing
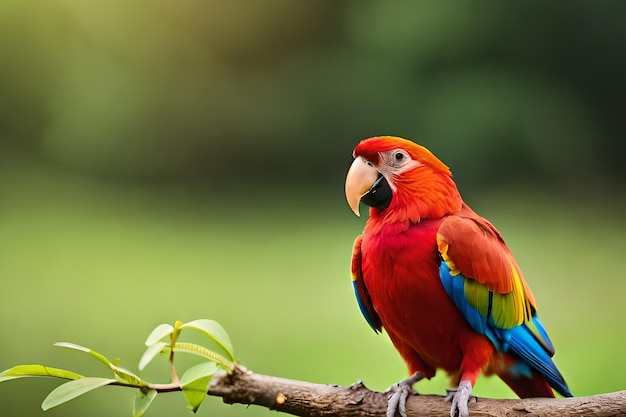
[436,214,571,397]
[351,235,382,333]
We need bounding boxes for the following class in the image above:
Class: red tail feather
[498,369,555,398]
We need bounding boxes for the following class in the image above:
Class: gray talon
[448,380,473,417]
[385,372,422,417]
[444,388,457,403]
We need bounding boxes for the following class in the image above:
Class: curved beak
[345,156,380,217]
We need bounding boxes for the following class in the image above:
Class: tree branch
[202,365,626,417]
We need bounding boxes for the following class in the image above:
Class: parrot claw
[385,372,422,417]
[445,380,475,417]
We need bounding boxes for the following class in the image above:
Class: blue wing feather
[440,263,490,337]
[352,280,380,333]
[351,235,382,333]
[440,261,572,397]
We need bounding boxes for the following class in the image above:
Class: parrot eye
[380,149,416,173]
[388,149,411,168]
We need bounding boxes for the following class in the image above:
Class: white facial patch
[377,149,422,190]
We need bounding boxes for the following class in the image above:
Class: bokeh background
[1,1,625,416]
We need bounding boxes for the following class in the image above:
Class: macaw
[344,136,571,417]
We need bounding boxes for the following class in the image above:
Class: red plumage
[361,207,501,387]
[346,136,570,415]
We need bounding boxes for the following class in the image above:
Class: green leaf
[180,362,217,413]
[138,342,168,371]
[0,365,83,382]
[144,323,174,346]
[172,320,183,346]
[112,366,146,386]
[54,342,147,386]
[41,377,115,411]
[55,342,113,369]
[133,388,157,417]
[173,342,234,372]
[181,319,235,361]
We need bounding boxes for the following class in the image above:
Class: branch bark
[205,365,626,417]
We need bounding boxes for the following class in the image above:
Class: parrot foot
[385,372,422,417]
[445,380,475,417]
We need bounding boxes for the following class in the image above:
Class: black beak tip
[360,175,392,210]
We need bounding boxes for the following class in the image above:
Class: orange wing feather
[437,211,537,310]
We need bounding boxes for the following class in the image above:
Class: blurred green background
[1,1,625,416]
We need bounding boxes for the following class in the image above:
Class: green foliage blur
[1,1,625,416]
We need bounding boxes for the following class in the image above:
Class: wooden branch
[205,365,626,417]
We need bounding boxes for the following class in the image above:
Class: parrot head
[345,136,462,222]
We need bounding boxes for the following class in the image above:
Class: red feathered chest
[360,217,472,372]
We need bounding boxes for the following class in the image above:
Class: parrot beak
[345,156,382,217]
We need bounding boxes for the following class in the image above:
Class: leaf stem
[169,350,179,385]
[168,321,183,385]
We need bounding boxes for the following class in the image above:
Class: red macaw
[345,136,571,417]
